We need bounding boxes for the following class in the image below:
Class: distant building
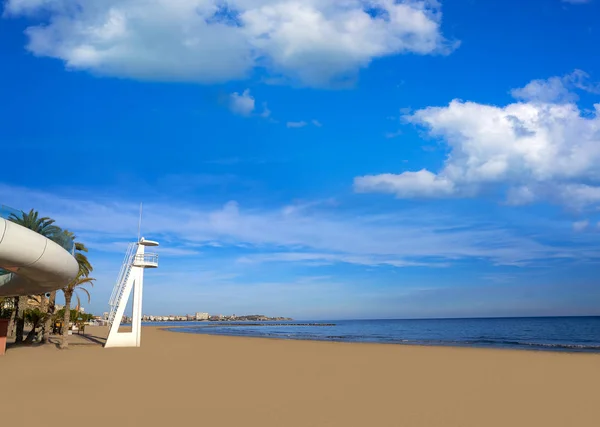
[195,312,209,321]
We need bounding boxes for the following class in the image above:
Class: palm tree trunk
[14,296,27,344]
[41,291,56,344]
[60,291,72,349]
[7,296,18,337]
[38,293,48,341]
[24,320,40,343]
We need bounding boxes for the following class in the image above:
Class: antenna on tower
[137,202,143,242]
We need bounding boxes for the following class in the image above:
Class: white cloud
[3,0,455,87]
[260,103,271,118]
[573,220,589,232]
[510,75,575,103]
[3,183,597,267]
[286,119,321,128]
[237,252,449,268]
[281,198,338,216]
[286,121,307,128]
[556,184,600,208]
[505,186,537,205]
[229,89,255,116]
[355,170,454,198]
[510,69,599,103]
[355,71,600,209]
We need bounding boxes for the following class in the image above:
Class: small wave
[457,339,600,350]
[515,342,600,350]
[169,328,600,352]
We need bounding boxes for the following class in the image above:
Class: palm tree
[74,244,93,277]
[8,209,61,344]
[5,213,94,347]
[24,307,48,343]
[57,229,92,276]
[60,275,95,349]
[39,229,91,345]
[8,209,61,238]
[40,291,56,344]
[59,229,94,349]
[6,297,17,337]
[14,296,28,344]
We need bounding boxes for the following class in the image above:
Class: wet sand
[0,326,598,427]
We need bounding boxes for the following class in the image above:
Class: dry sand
[1,326,598,427]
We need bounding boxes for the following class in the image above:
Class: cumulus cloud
[355,71,600,209]
[229,89,255,116]
[3,0,456,87]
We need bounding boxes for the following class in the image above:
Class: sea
[146,316,600,353]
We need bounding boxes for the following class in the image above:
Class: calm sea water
[154,316,600,353]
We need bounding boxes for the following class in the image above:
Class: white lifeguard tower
[104,237,158,348]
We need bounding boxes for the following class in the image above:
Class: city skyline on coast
[1,0,600,319]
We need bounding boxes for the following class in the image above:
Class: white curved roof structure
[0,217,79,297]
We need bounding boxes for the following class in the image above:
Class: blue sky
[1,0,599,319]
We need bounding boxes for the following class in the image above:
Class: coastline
[162,325,600,354]
[159,318,600,354]
[1,326,598,427]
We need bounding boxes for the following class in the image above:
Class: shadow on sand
[6,332,107,350]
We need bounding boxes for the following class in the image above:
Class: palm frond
[75,252,93,276]
[64,276,96,292]
[75,242,88,253]
[74,293,82,312]
[8,209,62,238]
[76,287,92,304]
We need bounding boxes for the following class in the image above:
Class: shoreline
[160,325,600,355]
[163,322,337,327]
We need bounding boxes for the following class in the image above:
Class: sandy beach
[1,326,598,427]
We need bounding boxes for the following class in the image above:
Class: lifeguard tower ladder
[104,237,159,348]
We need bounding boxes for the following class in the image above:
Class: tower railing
[133,253,159,267]
[108,243,137,326]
